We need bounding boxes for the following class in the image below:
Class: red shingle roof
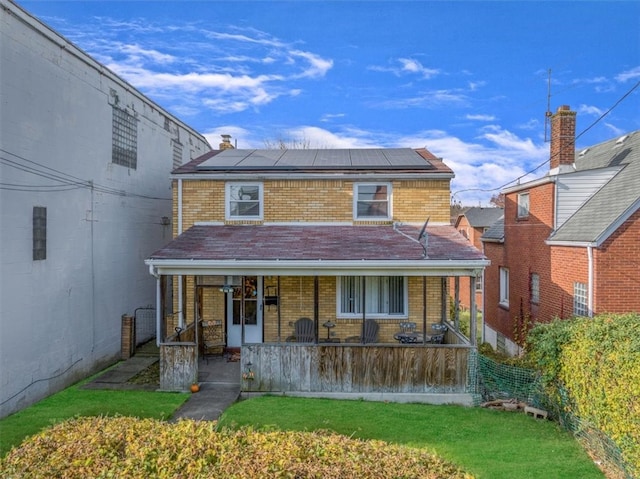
[149,224,485,262]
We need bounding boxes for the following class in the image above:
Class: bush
[1,416,474,478]
[526,313,640,477]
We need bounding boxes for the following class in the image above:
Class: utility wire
[452,79,640,201]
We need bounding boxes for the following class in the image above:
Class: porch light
[219,285,234,293]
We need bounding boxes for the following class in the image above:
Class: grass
[219,395,604,479]
[0,369,189,457]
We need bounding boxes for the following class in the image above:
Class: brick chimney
[550,105,576,172]
[219,134,234,150]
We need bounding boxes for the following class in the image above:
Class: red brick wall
[549,246,588,319]
[482,241,512,338]
[451,216,484,310]
[593,209,640,314]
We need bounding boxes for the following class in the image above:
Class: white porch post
[469,275,477,346]
[155,275,162,346]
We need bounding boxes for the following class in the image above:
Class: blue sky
[20,1,640,205]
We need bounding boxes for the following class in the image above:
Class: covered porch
[145,223,488,402]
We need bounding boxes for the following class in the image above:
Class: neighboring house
[450,207,503,314]
[145,145,489,404]
[482,105,640,356]
[0,0,210,418]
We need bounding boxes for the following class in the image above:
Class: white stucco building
[0,0,211,417]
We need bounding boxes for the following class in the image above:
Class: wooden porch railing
[159,321,198,392]
[242,344,476,395]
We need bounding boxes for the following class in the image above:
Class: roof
[480,216,504,243]
[147,224,487,275]
[173,148,453,176]
[548,130,640,245]
[455,207,504,228]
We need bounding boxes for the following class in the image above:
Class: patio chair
[428,333,445,344]
[201,320,225,362]
[344,319,379,344]
[286,317,316,343]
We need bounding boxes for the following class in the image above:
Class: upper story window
[338,276,406,318]
[475,274,483,292]
[354,183,391,219]
[530,273,540,304]
[573,282,588,317]
[33,206,46,261]
[499,267,509,308]
[112,107,138,169]
[226,183,263,220]
[517,192,530,218]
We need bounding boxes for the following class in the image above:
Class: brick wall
[174,178,451,230]
[593,209,640,314]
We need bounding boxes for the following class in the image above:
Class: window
[338,276,406,317]
[475,275,483,292]
[499,267,509,307]
[112,107,138,169]
[517,192,529,218]
[354,183,391,219]
[33,206,46,260]
[496,332,506,355]
[172,140,183,169]
[226,183,263,219]
[530,273,540,304]
[573,282,588,316]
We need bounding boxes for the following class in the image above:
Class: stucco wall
[0,2,209,418]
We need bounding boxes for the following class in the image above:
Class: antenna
[418,217,429,258]
[544,68,552,142]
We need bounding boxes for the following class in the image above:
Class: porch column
[422,276,427,344]
[469,275,477,346]
[314,276,319,342]
[155,274,162,347]
[454,277,460,331]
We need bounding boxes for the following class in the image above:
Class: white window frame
[225,182,263,220]
[517,192,530,218]
[353,182,392,220]
[337,276,407,319]
[475,274,483,292]
[499,267,509,308]
[530,273,540,304]
[573,282,588,316]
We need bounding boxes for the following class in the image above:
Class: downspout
[177,179,184,327]
[148,264,162,346]
[587,245,594,318]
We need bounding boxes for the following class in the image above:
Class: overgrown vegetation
[0,372,188,457]
[1,416,473,479]
[526,313,640,477]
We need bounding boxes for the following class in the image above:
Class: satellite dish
[418,217,429,258]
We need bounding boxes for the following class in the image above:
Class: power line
[452,80,640,201]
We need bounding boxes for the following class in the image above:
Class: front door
[227,276,263,347]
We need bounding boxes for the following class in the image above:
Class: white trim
[145,258,489,277]
[587,246,594,317]
[545,240,594,247]
[499,267,509,308]
[178,179,183,234]
[502,175,555,195]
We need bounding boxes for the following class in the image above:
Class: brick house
[482,106,640,355]
[145,142,489,403]
[450,207,503,314]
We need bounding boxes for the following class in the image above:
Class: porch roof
[146,224,488,276]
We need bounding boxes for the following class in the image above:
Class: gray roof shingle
[457,207,504,228]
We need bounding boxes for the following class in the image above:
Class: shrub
[526,313,640,477]
[1,416,474,478]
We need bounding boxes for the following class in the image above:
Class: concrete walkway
[83,352,241,421]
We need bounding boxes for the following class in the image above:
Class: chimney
[219,134,234,150]
[550,105,576,172]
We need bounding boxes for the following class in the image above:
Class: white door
[227,276,263,347]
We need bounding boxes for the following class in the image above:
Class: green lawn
[0,373,189,457]
[219,395,604,479]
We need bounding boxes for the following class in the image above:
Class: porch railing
[242,343,475,396]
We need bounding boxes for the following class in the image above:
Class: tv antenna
[544,68,552,142]
[418,217,429,258]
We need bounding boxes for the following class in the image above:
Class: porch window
[338,276,406,318]
[226,182,263,219]
[499,267,509,308]
[573,282,588,317]
[354,183,391,219]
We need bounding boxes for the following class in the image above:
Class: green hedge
[526,313,640,477]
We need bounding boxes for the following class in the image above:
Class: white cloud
[615,66,640,83]
[603,122,626,137]
[369,58,440,79]
[374,89,468,109]
[289,50,334,79]
[578,104,604,116]
[465,114,496,122]
[320,113,346,122]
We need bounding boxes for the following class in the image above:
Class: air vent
[615,135,628,145]
[578,148,590,157]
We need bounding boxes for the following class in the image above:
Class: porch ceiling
[146,224,488,276]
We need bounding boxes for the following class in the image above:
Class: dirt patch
[127,361,159,386]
